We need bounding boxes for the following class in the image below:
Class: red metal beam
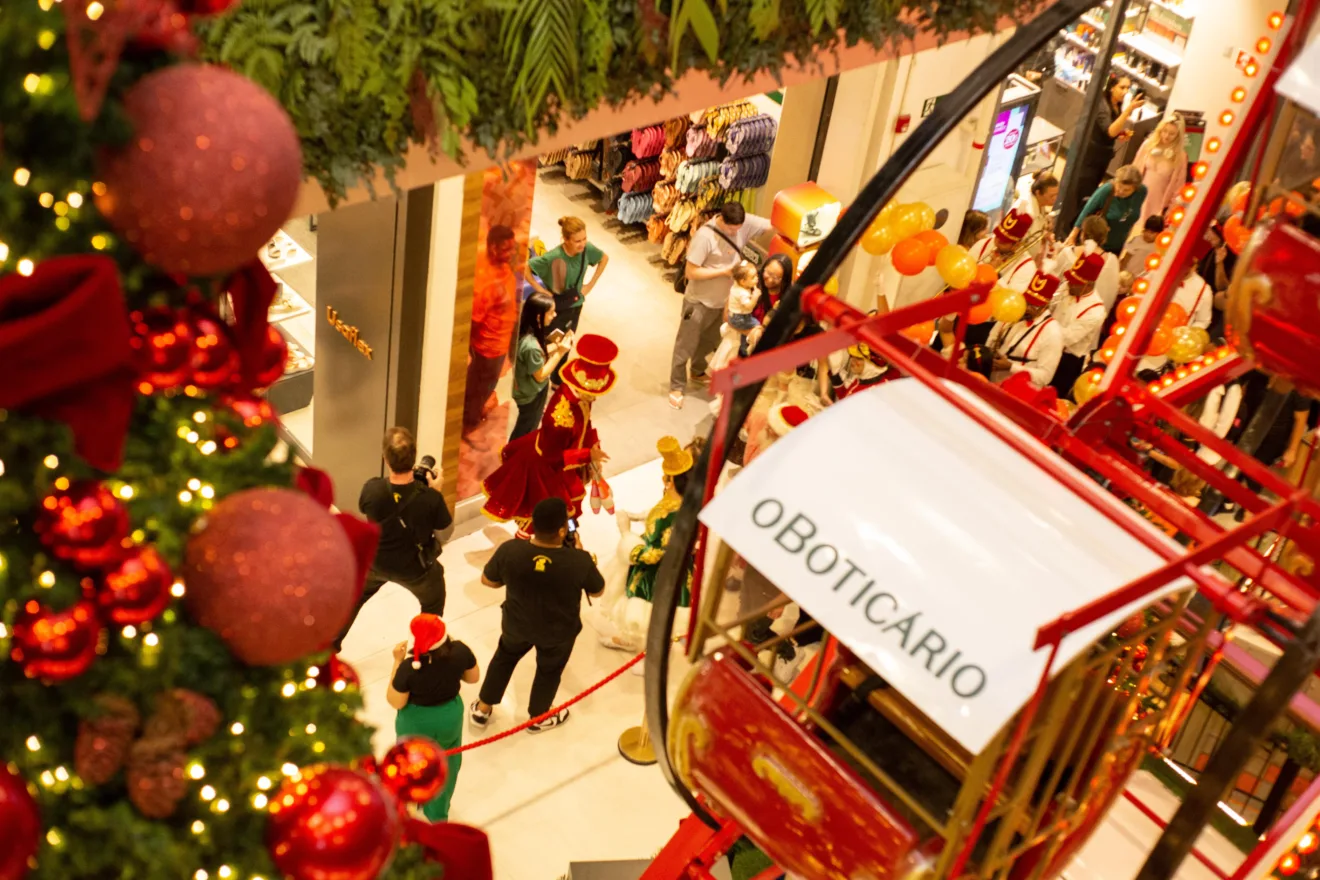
[1120,790,1230,880]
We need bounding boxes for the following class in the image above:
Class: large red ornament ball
[183,488,357,665]
[267,765,400,880]
[34,480,130,570]
[378,737,448,805]
[130,307,195,388]
[187,311,239,389]
[0,765,40,880]
[92,544,174,625]
[10,599,104,682]
[95,64,302,277]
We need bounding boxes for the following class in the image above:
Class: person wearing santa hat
[1051,251,1109,396]
[985,269,1063,389]
[387,614,479,822]
[482,333,619,538]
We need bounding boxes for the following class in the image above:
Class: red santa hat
[1023,270,1061,306]
[768,404,810,437]
[1063,252,1105,287]
[409,614,448,669]
[993,209,1034,246]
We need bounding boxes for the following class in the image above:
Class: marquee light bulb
[1256,37,1272,54]
[1146,255,1161,271]
[1205,138,1222,154]
[1230,87,1247,103]
[1192,162,1209,180]
[1181,185,1198,202]
[1219,110,1235,126]
[1245,61,1259,76]
[1269,11,1284,29]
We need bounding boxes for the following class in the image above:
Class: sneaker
[527,709,570,733]
[469,700,492,727]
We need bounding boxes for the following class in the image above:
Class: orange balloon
[1162,303,1189,329]
[974,263,999,288]
[968,298,996,325]
[1224,215,1250,254]
[900,319,936,345]
[891,238,930,276]
[1149,324,1174,356]
[915,230,950,265]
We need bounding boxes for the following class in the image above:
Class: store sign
[698,379,1193,754]
[325,306,374,360]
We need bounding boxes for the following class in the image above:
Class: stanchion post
[619,709,657,766]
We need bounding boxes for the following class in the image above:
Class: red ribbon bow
[0,256,136,471]
[403,820,494,880]
[296,467,380,597]
[224,258,282,389]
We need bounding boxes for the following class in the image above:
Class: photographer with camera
[333,427,454,652]
[470,497,604,733]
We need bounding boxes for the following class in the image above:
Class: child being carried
[708,262,762,372]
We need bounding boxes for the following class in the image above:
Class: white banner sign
[700,379,1193,753]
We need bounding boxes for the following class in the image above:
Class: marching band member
[829,343,889,400]
[986,270,1063,389]
[947,210,1038,351]
[1051,252,1108,395]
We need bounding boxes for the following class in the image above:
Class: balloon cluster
[1092,296,1208,368]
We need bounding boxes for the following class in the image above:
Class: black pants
[478,633,576,716]
[333,563,446,651]
[510,384,549,441]
[463,350,505,430]
[549,294,584,336]
[1052,351,1087,399]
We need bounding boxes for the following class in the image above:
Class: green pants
[395,696,464,822]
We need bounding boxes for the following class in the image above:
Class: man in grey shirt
[669,202,773,409]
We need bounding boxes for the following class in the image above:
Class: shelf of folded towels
[538,98,778,274]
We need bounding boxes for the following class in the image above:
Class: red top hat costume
[993,209,1034,248]
[1023,270,1061,306]
[481,334,619,530]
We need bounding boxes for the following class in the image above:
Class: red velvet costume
[481,334,618,529]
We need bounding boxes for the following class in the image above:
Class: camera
[413,454,438,485]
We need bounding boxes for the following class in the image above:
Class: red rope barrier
[450,650,647,753]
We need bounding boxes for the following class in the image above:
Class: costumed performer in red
[481,333,618,538]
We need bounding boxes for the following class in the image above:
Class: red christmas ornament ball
[34,480,130,569]
[92,544,174,625]
[314,654,360,690]
[1116,613,1146,640]
[178,0,239,14]
[220,392,275,428]
[252,324,289,388]
[378,737,448,805]
[10,599,104,682]
[94,64,302,277]
[0,765,40,880]
[187,311,239,389]
[182,488,358,665]
[130,307,195,388]
[267,765,400,880]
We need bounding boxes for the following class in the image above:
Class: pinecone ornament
[74,695,140,785]
[126,736,188,818]
[172,688,220,745]
[142,689,219,745]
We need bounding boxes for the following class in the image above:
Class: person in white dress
[986,270,1064,389]
[1011,172,1060,263]
[1050,250,1108,396]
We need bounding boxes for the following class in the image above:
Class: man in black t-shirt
[470,497,604,733]
[332,427,454,652]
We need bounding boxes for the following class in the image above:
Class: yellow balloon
[889,204,927,241]
[910,202,937,234]
[935,244,977,289]
[989,286,1026,324]
[1073,369,1105,406]
[1168,326,1205,365]
[862,224,897,256]
[824,275,840,295]
[877,201,900,226]
[1188,327,1211,349]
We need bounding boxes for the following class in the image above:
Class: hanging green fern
[669,0,722,68]
[499,0,580,132]
[747,0,780,41]
[801,0,842,35]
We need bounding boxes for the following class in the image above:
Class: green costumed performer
[600,436,696,655]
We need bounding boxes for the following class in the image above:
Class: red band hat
[1023,270,1061,306]
[559,333,619,396]
[768,404,810,437]
[993,209,1034,246]
[1063,252,1105,287]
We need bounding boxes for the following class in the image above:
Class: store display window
[259,219,316,458]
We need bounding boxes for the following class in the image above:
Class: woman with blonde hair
[1135,114,1188,227]
[527,215,610,335]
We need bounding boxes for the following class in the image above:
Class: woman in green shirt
[1066,165,1148,255]
[527,215,609,336]
[509,294,572,441]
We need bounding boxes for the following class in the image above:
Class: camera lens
[420,455,436,470]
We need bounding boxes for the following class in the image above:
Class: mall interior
[12,0,1320,878]
[232,0,1320,877]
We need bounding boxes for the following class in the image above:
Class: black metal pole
[1055,0,1132,236]
[807,76,839,182]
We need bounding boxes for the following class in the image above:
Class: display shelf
[1053,72,1090,95]
[269,274,316,356]
[1114,59,1172,95]
[259,229,312,273]
[1081,13,1106,30]
[1060,30,1099,53]
[1147,0,1193,23]
[1120,31,1182,69]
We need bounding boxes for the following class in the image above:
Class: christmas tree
[0,2,471,878]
